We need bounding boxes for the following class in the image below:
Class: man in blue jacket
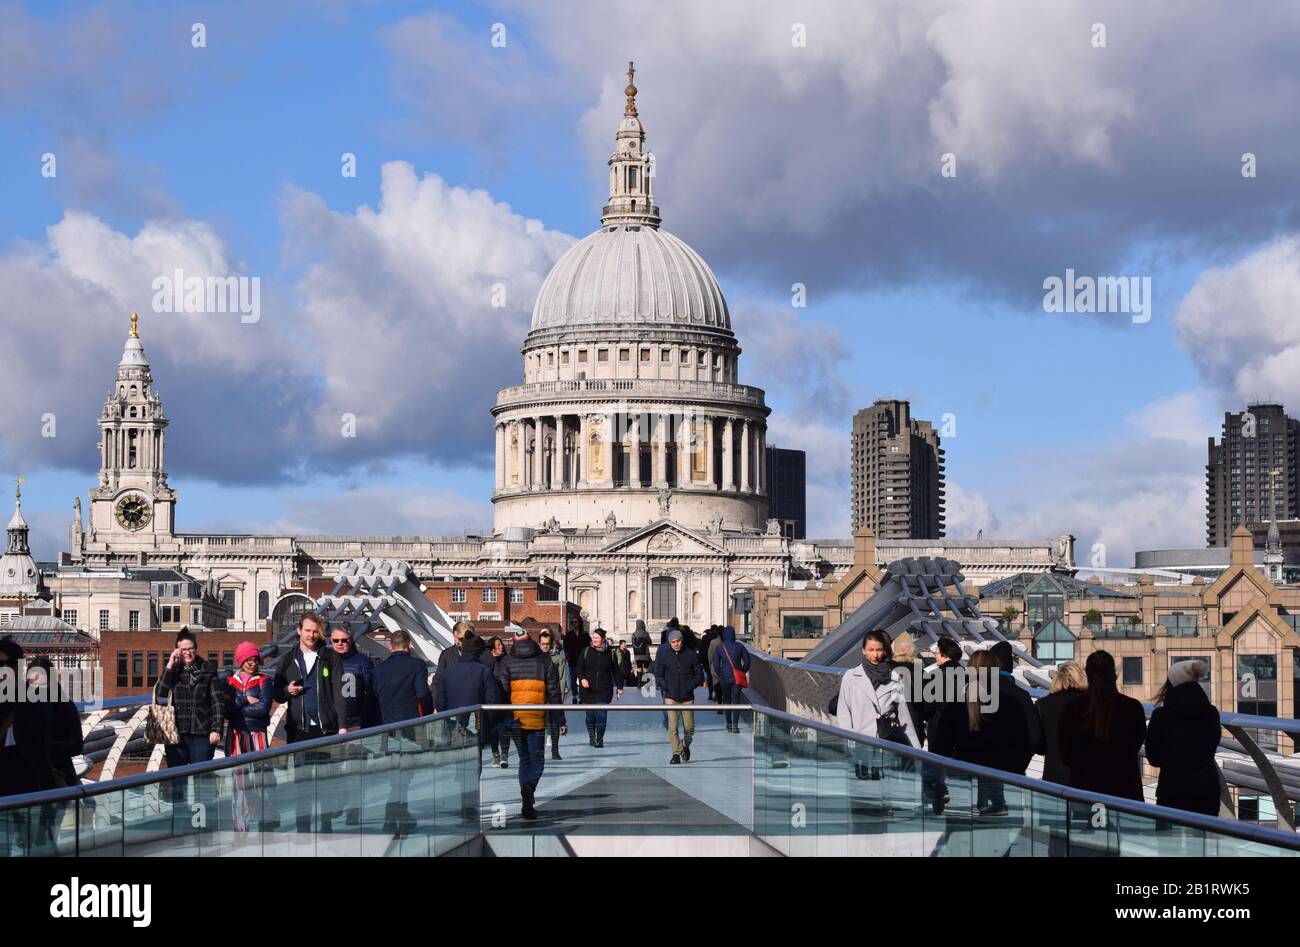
[372,630,434,835]
[711,625,750,733]
[434,633,505,761]
[652,629,704,764]
[330,626,378,730]
[373,630,433,725]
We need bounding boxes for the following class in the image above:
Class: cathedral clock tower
[88,313,177,547]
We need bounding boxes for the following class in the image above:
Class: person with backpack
[631,619,652,682]
[576,628,623,747]
[1058,650,1147,801]
[495,631,563,820]
[712,625,750,732]
[1145,660,1222,816]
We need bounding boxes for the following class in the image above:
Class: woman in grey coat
[836,630,921,808]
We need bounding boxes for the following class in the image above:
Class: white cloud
[0,211,303,479]
[280,161,573,463]
[944,482,1000,538]
[1174,237,1300,407]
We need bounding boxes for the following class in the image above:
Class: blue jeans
[585,709,608,740]
[719,681,744,726]
[512,729,546,792]
[164,734,215,808]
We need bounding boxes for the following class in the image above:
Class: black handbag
[875,706,910,745]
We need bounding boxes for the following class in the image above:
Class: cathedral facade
[65,70,1071,638]
[69,72,791,635]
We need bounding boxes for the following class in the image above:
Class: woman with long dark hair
[1057,650,1147,800]
[483,636,512,767]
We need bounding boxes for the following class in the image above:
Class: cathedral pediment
[601,520,728,556]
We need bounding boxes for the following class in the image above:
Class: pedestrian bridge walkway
[4,689,1299,857]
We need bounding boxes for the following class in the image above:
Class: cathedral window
[651,577,677,620]
[561,350,570,364]
[597,349,609,362]
[680,350,689,364]
[641,348,650,362]
[661,348,670,362]
[619,348,630,362]
[578,350,588,363]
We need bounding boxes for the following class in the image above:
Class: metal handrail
[6,702,1300,851]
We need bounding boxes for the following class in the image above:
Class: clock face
[115,495,152,531]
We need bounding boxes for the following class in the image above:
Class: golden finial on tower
[624,61,638,117]
[130,311,139,338]
[15,476,23,506]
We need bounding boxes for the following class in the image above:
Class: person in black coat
[575,628,623,747]
[1036,661,1087,786]
[27,657,82,787]
[1058,650,1147,801]
[917,637,964,812]
[434,633,504,759]
[436,620,474,677]
[0,639,55,797]
[652,630,704,764]
[930,650,1030,816]
[1145,660,1222,816]
[371,629,433,836]
[483,636,512,767]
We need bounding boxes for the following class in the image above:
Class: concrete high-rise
[1206,403,1300,548]
[850,400,945,539]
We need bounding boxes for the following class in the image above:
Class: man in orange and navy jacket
[494,632,562,820]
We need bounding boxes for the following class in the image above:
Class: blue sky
[4,0,1300,567]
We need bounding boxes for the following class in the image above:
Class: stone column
[516,420,527,489]
[553,415,565,488]
[704,416,715,488]
[602,414,614,485]
[495,423,505,491]
[630,412,642,487]
[757,424,766,495]
[578,414,589,487]
[722,418,735,491]
[740,419,751,492]
[534,417,546,488]
[653,413,668,487]
[677,412,691,486]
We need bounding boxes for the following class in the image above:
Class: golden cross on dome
[130,311,139,338]
[15,476,23,505]
[625,61,638,116]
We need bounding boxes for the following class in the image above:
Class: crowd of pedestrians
[834,627,1223,820]
[1,611,1232,836]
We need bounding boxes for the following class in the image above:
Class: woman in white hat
[1145,660,1222,816]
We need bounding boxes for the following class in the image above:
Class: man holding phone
[273,612,349,834]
